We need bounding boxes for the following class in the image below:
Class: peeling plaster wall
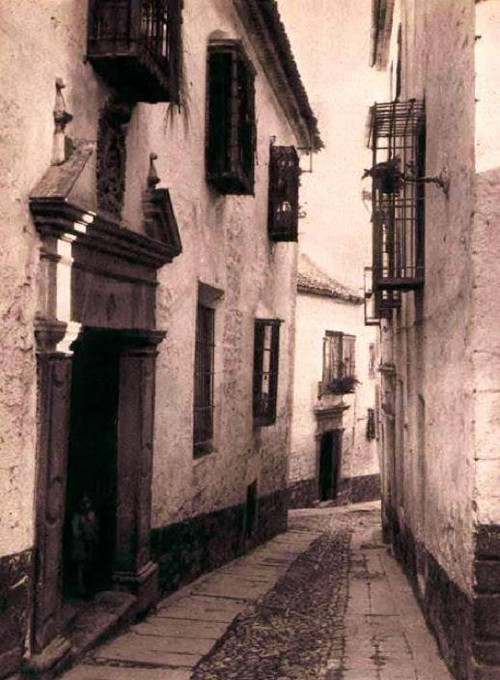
[1,0,299,554]
[289,292,378,492]
[381,0,476,595]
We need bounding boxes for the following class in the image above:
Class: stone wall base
[384,502,500,680]
[288,479,317,508]
[0,549,32,680]
[336,473,381,505]
[288,474,381,510]
[151,488,288,594]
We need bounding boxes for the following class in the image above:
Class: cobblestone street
[63,502,452,680]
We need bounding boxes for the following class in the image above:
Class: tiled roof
[233,0,322,151]
[297,254,363,304]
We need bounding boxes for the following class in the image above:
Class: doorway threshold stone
[23,592,137,679]
[65,591,137,657]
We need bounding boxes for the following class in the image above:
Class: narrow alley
[62,503,451,680]
[3,2,500,680]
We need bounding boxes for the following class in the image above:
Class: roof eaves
[233,0,323,151]
[297,280,363,305]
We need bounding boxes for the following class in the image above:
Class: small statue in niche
[71,494,100,598]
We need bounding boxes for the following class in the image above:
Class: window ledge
[193,443,217,460]
[253,416,276,428]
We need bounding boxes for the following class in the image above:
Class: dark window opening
[322,332,356,395]
[206,40,256,195]
[395,24,402,100]
[367,408,376,440]
[193,304,215,457]
[253,319,280,426]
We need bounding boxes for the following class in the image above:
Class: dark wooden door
[319,430,341,501]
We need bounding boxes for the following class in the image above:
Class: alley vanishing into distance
[62,503,451,680]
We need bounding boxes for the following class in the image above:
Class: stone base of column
[112,561,159,616]
[22,635,72,676]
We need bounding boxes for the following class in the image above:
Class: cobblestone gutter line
[191,530,352,680]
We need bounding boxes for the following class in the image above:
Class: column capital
[35,320,68,353]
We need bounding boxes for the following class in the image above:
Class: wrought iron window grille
[205,39,256,195]
[253,319,281,426]
[365,99,433,296]
[87,0,183,103]
[267,144,300,242]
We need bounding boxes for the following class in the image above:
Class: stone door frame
[29,193,179,659]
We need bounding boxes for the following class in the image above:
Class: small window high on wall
[253,319,280,426]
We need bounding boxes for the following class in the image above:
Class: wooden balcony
[87,0,182,103]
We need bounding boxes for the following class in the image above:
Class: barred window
[322,332,357,395]
[253,320,280,426]
[193,304,215,457]
[268,145,300,242]
[206,40,256,195]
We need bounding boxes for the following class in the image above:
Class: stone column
[112,330,165,614]
[31,326,73,664]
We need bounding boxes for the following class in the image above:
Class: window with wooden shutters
[206,40,256,195]
[253,320,280,426]
[322,332,357,395]
[193,304,215,457]
[268,145,300,242]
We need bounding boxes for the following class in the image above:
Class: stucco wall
[0,1,104,558]
[150,1,300,527]
[380,0,476,595]
[289,292,378,490]
[472,0,500,527]
[1,0,300,553]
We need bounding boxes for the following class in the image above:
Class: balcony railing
[367,99,425,291]
[87,0,182,103]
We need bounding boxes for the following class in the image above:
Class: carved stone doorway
[63,331,120,599]
[32,327,164,661]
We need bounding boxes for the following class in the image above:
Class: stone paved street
[62,502,452,680]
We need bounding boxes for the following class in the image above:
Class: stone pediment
[30,141,182,269]
[142,187,182,259]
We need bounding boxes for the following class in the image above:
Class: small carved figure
[71,494,99,597]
